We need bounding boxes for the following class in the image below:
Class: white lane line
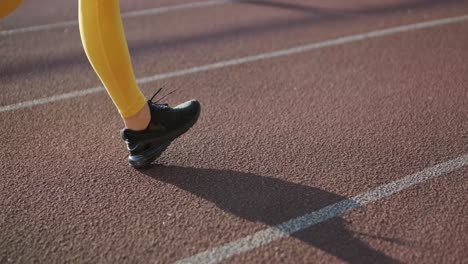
[0,0,232,36]
[1,14,468,113]
[176,154,468,264]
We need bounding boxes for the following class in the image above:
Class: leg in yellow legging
[5,0,199,168]
[78,0,150,130]
[79,0,200,168]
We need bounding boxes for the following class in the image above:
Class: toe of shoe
[176,100,201,117]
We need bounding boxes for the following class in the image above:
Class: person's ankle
[123,104,151,131]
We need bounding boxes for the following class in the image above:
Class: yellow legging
[79,0,146,117]
[0,0,23,18]
[1,0,146,117]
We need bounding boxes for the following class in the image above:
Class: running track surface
[1,0,468,263]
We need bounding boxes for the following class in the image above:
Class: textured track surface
[1,0,468,263]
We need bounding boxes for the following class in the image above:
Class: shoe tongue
[152,103,168,109]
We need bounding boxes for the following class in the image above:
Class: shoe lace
[149,85,180,106]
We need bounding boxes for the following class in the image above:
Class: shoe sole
[128,105,201,169]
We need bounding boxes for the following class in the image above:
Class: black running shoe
[121,91,201,168]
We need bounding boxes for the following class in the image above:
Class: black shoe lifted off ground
[121,97,201,169]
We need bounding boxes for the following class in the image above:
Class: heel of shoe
[128,141,171,169]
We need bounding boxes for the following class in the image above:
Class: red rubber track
[1,0,467,263]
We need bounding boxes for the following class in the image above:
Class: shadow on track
[1,0,463,79]
[141,165,401,263]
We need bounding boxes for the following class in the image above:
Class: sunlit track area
[1,0,468,263]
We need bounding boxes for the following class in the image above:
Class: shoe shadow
[141,165,401,263]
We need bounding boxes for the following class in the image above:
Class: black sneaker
[121,91,201,169]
